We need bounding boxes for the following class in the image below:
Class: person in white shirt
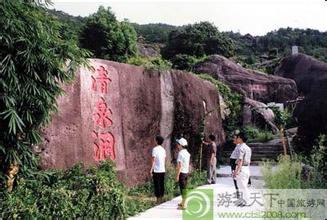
[150,135,166,203]
[175,137,190,210]
[230,132,252,199]
[232,132,252,207]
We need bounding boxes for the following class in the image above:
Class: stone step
[223,142,286,162]
[225,150,284,154]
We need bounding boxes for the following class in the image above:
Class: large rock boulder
[195,55,298,103]
[275,53,327,96]
[275,54,327,152]
[136,42,161,58]
[40,59,224,186]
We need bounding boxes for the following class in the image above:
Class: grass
[262,155,302,189]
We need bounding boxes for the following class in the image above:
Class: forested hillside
[47,9,327,74]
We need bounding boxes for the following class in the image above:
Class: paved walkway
[129,166,266,220]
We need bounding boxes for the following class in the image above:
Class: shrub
[171,54,207,71]
[244,126,274,143]
[303,135,327,188]
[262,135,327,189]
[262,155,302,189]
[0,160,126,219]
[127,56,172,70]
[270,106,296,129]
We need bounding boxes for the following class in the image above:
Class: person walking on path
[230,132,252,197]
[175,138,190,210]
[203,134,217,184]
[232,132,252,206]
[150,135,166,204]
[230,134,241,197]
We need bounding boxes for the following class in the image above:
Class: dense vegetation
[262,135,327,188]
[47,9,84,42]
[0,160,207,218]
[0,161,126,219]
[79,6,137,62]
[49,9,327,73]
[131,23,177,44]
[226,28,327,73]
[0,0,88,182]
[161,22,235,69]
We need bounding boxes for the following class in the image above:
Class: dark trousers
[230,158,239,191]
[179,173,188,199]
[153,172,165,198]
[230,159,251,191]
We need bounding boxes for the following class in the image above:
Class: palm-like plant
[0,0,89,189]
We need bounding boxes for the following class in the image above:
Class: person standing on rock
[232,132,252,206]
[150,135,166,204]
[175,138,190,210]
[202,134,217,184]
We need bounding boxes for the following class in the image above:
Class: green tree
[131,23,177,43]
[161,22,235,60]
[47,9,85,42]
[0,0,89,184]
[79,6,137,62]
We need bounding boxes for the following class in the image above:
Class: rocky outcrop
[136,42,161,58]
[275,54,327,152]
[243,98,279,133]
[195,55,298,103]
[40,59,224,186]
[275,53,327,96]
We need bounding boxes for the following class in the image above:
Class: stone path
[129,166,266,220]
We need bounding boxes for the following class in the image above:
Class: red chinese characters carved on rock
[93,98,113,129]
[92,131,116,161]
[92,66,112,94]
[91,65,116,161]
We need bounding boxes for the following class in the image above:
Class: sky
[50,0,327,36]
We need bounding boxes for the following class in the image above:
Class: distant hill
[46,9,85,41]
[226,28,327,66]
[47,9,84,30]
[45,9,327,71]
[219,28,327,73]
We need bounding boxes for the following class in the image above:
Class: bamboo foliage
[0,0,89,184]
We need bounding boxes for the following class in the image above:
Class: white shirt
[230,144,241,159]
[177,149,191,174]
[152,145,166,173]
[238,143,252,165]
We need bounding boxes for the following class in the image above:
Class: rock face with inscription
[40,59,224,186]
[194,55,298,103]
